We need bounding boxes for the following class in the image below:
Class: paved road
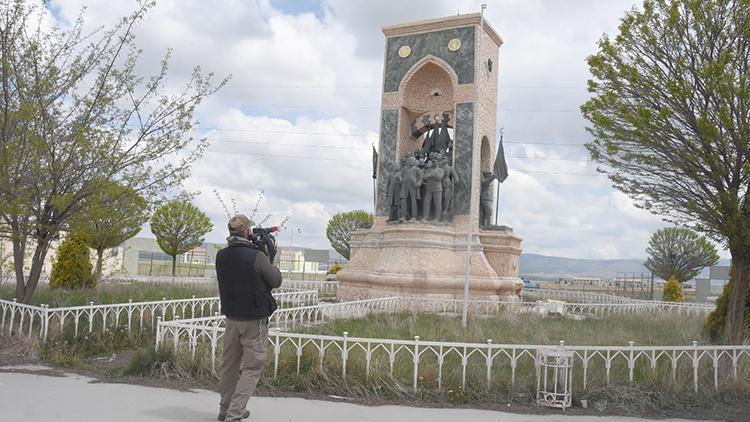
[0,366,701,422]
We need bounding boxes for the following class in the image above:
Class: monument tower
[337,13,523,301]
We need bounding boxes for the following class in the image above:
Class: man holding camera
[215,214,282,421]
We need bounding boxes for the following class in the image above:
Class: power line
[206,139,592,162]
[205,150,369,163]
[204,150,603,175]
[197,103,582,113]
[215,84,588,90]
[190,126,588,147]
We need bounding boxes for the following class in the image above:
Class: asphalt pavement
[0,365,704,422]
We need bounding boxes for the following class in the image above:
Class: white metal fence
[156,314,750,394]
[0,289,319,341]
[267,296,714,332]
[154,294,739,394]
[104,275,216,284]
[282,280,338,298]
[0,273,50,285]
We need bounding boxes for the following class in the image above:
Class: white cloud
[42,0,722,259]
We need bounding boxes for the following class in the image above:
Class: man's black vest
[215,244,276,320]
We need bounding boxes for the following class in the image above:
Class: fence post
[342,331,349,378]
[42,304,50,342]
[486,339,493,389]
[210,313,219,372]
[628,341,635,383]
[692,341,698,393]
[127,300,133,333]
[712,349,719,392]
[273,330,281,378]
[8,299,16,335]
[88,301,94,333]
[155,316,162,351]
[413,336,420,391]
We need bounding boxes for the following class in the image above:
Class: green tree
[581,0,750,343]
[71,181,149,283]
[644,227,719,284]
[50,232,94,289]
[150,201,213,277]
[326,210,373,260]
[661,276,684,302]
[0,1,226,303]
[704,275,750,341]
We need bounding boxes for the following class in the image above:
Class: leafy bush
[50,232,94,289]
[704,276,750,342]
[661,276,683,302]
[328,261,342,275]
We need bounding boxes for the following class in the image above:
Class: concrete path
[0,366,700,422]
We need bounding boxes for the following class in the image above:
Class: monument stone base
[336,219,523,302]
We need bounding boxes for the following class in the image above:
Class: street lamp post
[461,3,487,329]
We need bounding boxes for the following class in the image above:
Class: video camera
[250,226,279,254]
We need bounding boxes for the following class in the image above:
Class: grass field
[299,310,707,346]
[260,310,745,415]
[0,281,218,307]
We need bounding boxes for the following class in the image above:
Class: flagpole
[462,3,486,329]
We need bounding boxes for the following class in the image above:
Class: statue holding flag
[480,130,509,228]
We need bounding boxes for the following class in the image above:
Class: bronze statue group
[386,112,505,227]
[386,112,459,223]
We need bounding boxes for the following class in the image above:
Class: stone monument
[337,13,523,301]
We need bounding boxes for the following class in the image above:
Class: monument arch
[338,13,522,302]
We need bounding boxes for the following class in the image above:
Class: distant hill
[520,253,731,281]
[520,253,649,280]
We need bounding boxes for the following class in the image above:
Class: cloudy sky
[46,0,721,260]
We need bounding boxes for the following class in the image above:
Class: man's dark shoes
[217,409,250,421]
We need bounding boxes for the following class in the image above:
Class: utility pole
[650,272,654,301]
[288,227,300,280]
[462,3,487,329]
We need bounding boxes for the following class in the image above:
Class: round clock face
[448,38,462,52]
[398,45,411,58]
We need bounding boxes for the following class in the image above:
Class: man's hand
[264,235,277,264]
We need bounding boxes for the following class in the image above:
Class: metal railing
[0,273,50,285]
[281,280,338,297]
[525,288,717,313]
[0,288,318,341]
[156,315,750,394]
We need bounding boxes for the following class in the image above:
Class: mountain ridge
[520,253,730,280]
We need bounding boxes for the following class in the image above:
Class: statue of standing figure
[480,171,496,227]
[386,162,403,222]
[440,155,458,221]
[420,114,435,156]
[420,113,452,156]
[434,112,452,154]
[400,156,423,221]
[422,154,445,222]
